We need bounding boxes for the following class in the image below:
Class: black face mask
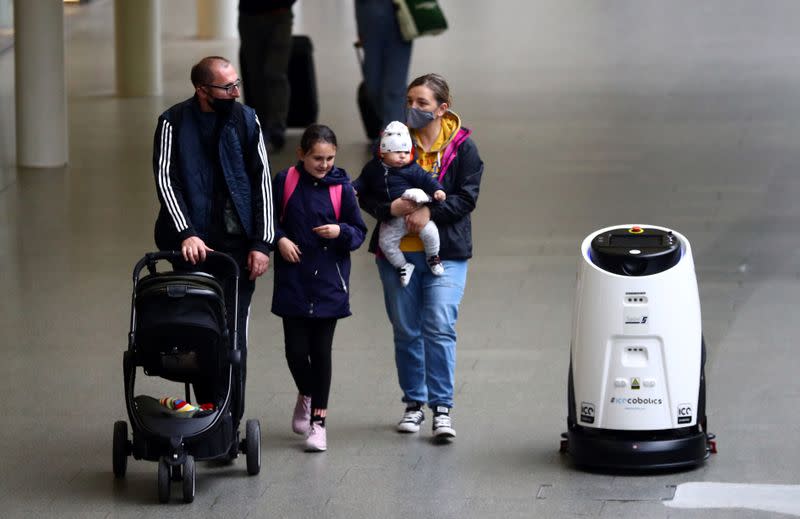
[209,96,235,116]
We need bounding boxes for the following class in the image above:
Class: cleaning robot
[561,225,716,470]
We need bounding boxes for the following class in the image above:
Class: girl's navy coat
[271,163,367,319]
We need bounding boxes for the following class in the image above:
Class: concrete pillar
[114,0,162,97]
[197,0,237,39]
[0,0,13,28]
[14,0,67,167]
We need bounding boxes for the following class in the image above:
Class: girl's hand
[405,205,431,234]
[312,224,341,239]
[278,237,302,263]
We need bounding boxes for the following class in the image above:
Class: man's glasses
[204,78,241,95]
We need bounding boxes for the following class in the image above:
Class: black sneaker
[397,403,425,433]
[270,133,286,153]
[432,406,456,440]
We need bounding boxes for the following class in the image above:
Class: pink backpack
[280,166,342,222]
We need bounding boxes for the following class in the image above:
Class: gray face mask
[405,106,437,129]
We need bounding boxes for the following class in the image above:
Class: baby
[353,121,446,287]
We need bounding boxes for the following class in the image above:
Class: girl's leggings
[282,317,337,410]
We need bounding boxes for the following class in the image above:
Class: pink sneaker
[304,421,327,452]
[292,394,311,435]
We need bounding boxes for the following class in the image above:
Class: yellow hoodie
[399,111,462,252]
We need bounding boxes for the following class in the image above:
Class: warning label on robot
[580,402,595,424]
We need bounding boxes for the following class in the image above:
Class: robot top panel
[589,226,682,276]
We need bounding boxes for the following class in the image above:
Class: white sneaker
[397,405,425,433]
[427,255,444,276]
[432,406,456,441]
[304,420,327,452]
[398,263,415,287]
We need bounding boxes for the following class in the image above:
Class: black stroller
[112,251,261,503]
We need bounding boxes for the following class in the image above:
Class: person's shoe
[427,255,444,276]
[398,263,415,287]
[270,133,286,153]
[432,406,456,441]
[397,404,425,433]
[292,394,311,435]
[304,420,327,452]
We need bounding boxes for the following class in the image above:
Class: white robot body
[565,225,711,470]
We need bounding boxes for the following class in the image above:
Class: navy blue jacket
[152,96,274,254]
[271,163,367,319]
[357,129,484,260]
[352,159,443,203]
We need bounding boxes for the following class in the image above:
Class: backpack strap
[329,184,342,221]
[281,166,300,222]
[281,166,343,222]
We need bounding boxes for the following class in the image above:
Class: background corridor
[0,1,799,517]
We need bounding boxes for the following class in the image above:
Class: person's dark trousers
[282,317,337,411]
[181,249,255,423]
[238,8,293,148]
[355,0,412,128]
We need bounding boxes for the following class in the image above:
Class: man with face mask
[151,56,274,421]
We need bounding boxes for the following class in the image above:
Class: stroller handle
[132,250,241,282]
[128,250,243,355]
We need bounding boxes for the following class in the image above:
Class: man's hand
[405,205,431,234]
[433,189,446,201]
[277,237,302,263]
[247,250,270,280]
[312,224,341,240]
[181,236,213,264]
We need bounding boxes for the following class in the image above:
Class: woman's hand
[312,224,341,239]
[277,237,302,263]
[390,198,418,217]
[405,205,431,234]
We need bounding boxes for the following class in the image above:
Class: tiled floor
[1,0,799,517]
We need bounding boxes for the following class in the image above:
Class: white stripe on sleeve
[157,119,188,231]
[254,115,274,243]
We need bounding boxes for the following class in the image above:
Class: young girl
[271,124,367,452]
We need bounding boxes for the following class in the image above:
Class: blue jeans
[355,0,413,128]
[377,252,468,408]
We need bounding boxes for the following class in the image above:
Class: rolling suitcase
[354,42,382,140]
[287,35,319,128]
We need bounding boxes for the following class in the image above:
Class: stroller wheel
[245,419,261,476]
[112,421,128,479]
[182,455,196,503]
[157,457,170,503]
[170,464,182,481]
